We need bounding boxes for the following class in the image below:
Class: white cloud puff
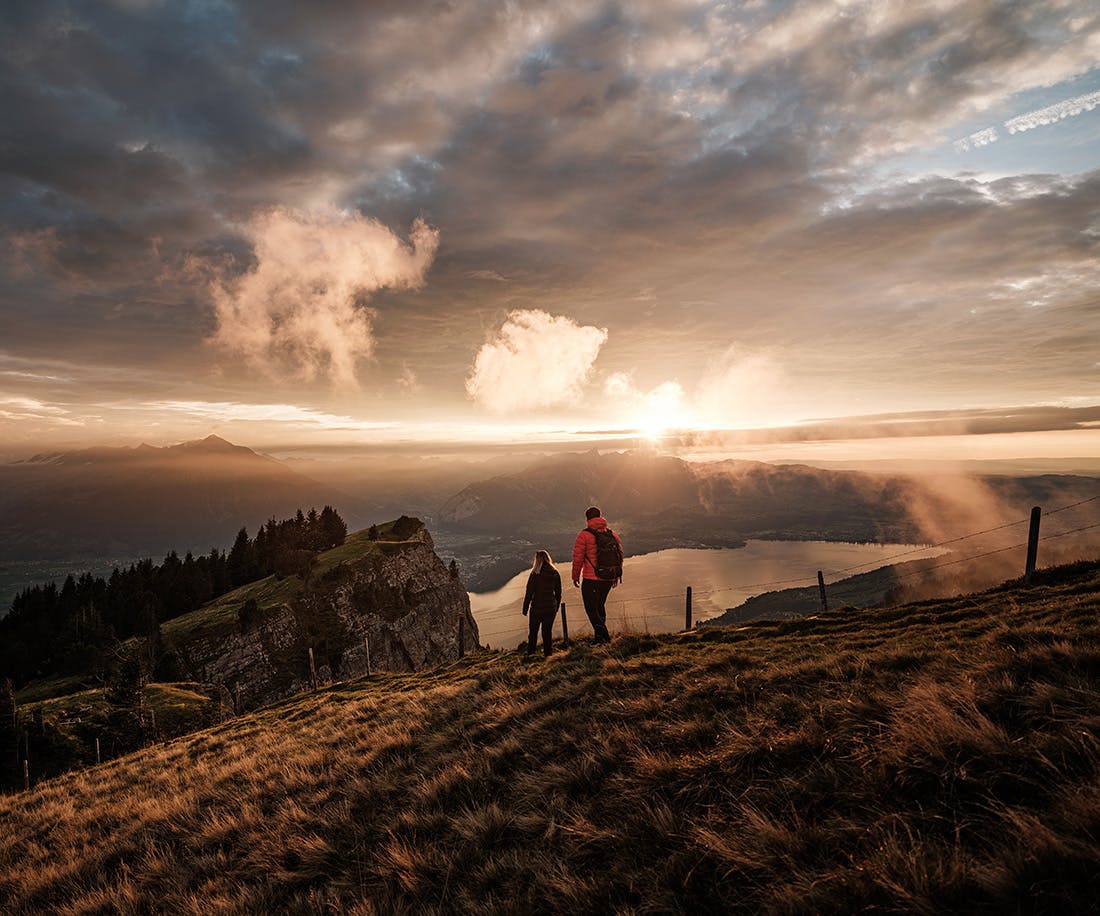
[466,310,608,412]
[210,208,439,386]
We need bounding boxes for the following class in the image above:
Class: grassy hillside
[3,561,1100,912]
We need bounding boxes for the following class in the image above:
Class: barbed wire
[1045,494,1100,516]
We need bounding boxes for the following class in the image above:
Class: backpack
[589,528,623,581]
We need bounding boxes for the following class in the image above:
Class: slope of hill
[3,561,1100,912]
[0,435,353,563]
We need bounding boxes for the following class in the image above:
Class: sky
[1,0,1099,459]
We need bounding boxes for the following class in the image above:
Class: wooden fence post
[364,636,371,676]
[23,758,28,791]
[308,647,318,691]
[685,586,693,631]
[1025,506,1041,583]
[560,602,569,644]
[818,571,829,612]
[95,737,101,765]
[458,616,466,658]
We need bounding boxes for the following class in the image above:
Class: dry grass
[4,562,1100,913]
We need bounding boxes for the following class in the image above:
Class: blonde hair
[532,549,553,573]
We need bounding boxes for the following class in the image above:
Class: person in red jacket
[571,506,623,645]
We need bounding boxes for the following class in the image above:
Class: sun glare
[636,384,694,440]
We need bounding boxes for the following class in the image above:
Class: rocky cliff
[165,518,479,709]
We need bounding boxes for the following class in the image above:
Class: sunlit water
[469,540,948,649]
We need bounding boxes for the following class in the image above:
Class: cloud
[466,310,608,412]
[397,366,421,392]
[148,399,397,430]
[604,347,797,432]
[0,395,83,426]
[954,87,1100,152]
[466,269,509,282]
[209,208,439,386]
[604,372,690,432]
[691,347,797,429]
[953,126,999,153]
[2,0,1099,436]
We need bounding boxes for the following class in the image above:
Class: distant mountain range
[435,450,1100,589]
[437,450,928,544]
[0,435,351,562]
[3,437,1098,601]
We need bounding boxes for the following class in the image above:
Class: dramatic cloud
[1,0,1098,447]
[209,209,438,386]
[466,310,608,413]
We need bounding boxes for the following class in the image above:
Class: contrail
[1004,88,1100,134]
[953,126,998,153]
[953,88,1100,152]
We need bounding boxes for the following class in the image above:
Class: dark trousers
[527,605,557,656]
[581,578,613,643]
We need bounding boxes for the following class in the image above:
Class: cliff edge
[162,516,478,708]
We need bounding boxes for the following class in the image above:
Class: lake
[468,540,948,649]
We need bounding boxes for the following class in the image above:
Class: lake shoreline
[469,539,946,649]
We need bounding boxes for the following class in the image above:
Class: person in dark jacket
[523,549,561,657]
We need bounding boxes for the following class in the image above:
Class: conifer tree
[227,527,251,586]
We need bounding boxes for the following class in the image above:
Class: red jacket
[571,517,623,583]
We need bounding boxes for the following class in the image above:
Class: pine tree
[320,505,348,548]
[227,527,251,587]
[106,642,147,710]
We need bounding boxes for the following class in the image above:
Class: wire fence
[468,494,1100,640]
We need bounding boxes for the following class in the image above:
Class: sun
[635,383,693,440]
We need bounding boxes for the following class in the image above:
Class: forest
[0,506,348,687]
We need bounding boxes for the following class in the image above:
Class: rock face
[175,521,479,709]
